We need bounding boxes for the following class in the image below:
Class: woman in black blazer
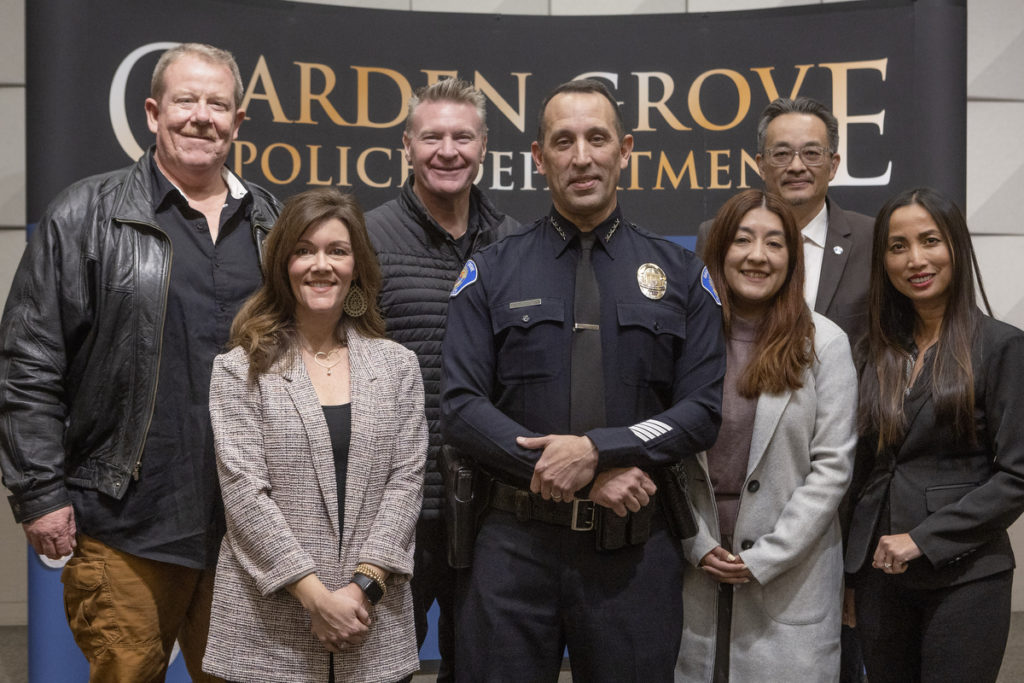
[845,187,1024,682]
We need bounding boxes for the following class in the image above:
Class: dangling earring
[343,284,368,318]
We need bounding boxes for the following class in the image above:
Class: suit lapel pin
[833,246,844,255]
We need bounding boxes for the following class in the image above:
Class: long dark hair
[858,187,992,450]
[229,188,385,382]
[703,189,814,397]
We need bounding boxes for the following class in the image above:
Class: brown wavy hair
[703,189,815,397]
[229,188,385,382]
[858,187,992,452]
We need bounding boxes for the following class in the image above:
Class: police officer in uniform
[440,79,726,681]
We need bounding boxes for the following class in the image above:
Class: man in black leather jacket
[0,43,280,682]
[365,78,518,681]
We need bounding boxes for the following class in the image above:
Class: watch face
[354,572,384,605]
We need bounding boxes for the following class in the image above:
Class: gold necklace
[311,349,343,375]
[301,340,347,376]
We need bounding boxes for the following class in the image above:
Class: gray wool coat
[203,328,426,683]
[676,313,857,683]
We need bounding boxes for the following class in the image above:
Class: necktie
[570,232,606,433]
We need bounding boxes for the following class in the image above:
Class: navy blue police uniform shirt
[440,206,726,488]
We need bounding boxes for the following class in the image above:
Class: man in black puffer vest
[365,79,518,682]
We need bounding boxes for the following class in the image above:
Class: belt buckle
[571,499,595,531]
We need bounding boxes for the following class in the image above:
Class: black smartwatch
[351,571,384,605]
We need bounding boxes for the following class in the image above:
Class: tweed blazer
[203,327,426,683]
[676,313,857,683]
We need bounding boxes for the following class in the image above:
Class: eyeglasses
[763,145,831,168]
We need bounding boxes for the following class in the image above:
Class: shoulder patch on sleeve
[451,259,479,298]
[701,266,721,307]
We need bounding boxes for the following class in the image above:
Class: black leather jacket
[0,150,281,523]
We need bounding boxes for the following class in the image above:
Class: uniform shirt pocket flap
[616,301,685,337]
[491,298,565,334]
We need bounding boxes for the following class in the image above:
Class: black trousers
[412,517,457,682]
[713,583,733,683]
[840,624,866,683]
[456,509,684,683]
[854,568,1012,683]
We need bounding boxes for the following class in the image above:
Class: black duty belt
[488,481,596,531]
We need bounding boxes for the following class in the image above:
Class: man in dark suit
[697,97,873,347]
[697,96,873,682]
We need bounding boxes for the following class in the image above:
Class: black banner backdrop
[22,0,965,679]
[27,0,966,234]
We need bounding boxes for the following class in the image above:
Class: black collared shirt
[71,157,262,568]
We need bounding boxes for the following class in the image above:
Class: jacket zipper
[121,211,272,488]
[119,217,172,490]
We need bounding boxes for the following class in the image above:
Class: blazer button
[747,480,760,493]
[741,540,754,550]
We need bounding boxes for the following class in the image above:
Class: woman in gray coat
[203,188,426,683]
[676,190,857,682]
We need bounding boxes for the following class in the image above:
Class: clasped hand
[589,467,656,516]
[871,533,921,574]
[700,546,753,584]
[519,434,598,502]
[518,434,656,515]
[308,582,371,652]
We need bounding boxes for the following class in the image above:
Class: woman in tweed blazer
[203,188,426,683]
